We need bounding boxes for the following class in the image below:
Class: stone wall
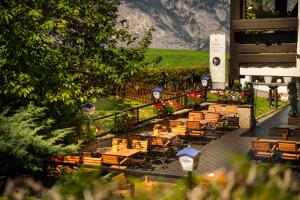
[237,105,253,129]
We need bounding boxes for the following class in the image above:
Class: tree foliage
[0,104,79,177]
[0,0,153,112]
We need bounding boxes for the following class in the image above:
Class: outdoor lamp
[152,87,163,101]
[176,146,201,172]
[82,102,95,115]
[201,76,209,87]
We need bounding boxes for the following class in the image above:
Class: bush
[133,66,209,91]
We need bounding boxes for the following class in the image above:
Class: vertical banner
[210,34,226,89]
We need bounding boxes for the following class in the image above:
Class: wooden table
[257,136,300,144]
[278,124,299,129]
[102,148,140,157]
[139,131,179,140]
[176,118,211,125]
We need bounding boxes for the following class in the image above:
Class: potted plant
[187,92,204,110]
[115,112,134,132]
[287,80,297,117]
[153,100,181,117]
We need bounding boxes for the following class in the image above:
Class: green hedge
[132,66,210,91]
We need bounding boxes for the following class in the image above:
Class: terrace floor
[150,105,292,176]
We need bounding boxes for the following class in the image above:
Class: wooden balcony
[232,17,298,31]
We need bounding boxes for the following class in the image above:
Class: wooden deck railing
[93,89,254,135]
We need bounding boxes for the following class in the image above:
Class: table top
[277,124,299,129]
[257,136,300,144]
[102,148,140,157]
[139,131,179,139]
[176,118,211,124]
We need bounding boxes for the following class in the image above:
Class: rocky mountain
[118,0,230,50]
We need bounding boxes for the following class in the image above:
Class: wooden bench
[63,156,80,164]
[251,140,277,161]
[269,127,289,137]
[101,154,128,168]
[278,141,300,160]
[288,117,300,125]
[83,157,102,166]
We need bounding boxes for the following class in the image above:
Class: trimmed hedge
[131,66,210,91]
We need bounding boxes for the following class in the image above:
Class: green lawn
[255,96,289,118]
[145,48,209,68]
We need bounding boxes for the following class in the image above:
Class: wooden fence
[117,83,203,103]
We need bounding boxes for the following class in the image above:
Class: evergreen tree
[0,104,79,178]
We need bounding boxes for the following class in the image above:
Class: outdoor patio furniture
[269,127,290,137]
[277,141,300,160]
[251,140,277,162]
[186,121,206,141]
[130,139,150,168]
[149,137,171,166]
[112,138,128,150]
[63,155,80,164]
[101,148,140,168]
[169,120,184,127]
[204,112,224,128]
[82,156,102,167]
[188,111,204,121]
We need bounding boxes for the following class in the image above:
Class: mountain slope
[118,0,230,49]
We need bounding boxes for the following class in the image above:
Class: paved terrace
[151,106,290,176]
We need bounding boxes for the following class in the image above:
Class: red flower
[57,154,63,160]
[173,102,181,109]
[155,103,163,110]
[164,101,171,105]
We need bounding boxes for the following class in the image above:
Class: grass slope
[145,48,209,68]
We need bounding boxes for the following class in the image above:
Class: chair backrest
[112,173,128,187]
[112,138,128,149]
[208,105,216,113]
[278,142,297,152]
[269,128,289,136]
[102,155,120,165]
[150,137,164,146]
[189,111,204,121]
[83,157,102,166]
[171,125,186,135]
[205,113,221,121]
[64,156,80,164]
[186,121,201,130]
[131,139,148,153]
[252,141,272,151]
[169,120,184,127]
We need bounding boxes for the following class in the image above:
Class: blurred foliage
[1,155,300,199]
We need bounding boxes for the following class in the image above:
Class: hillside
[118,0,230,50]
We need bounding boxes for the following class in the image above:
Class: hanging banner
[210,34,226,89]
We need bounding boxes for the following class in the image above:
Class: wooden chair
[186,121,206,141]
[251,141,277,162]
[277,141,300,160]
[83,157,102,167]
[112,138,128,150]
[188,111,204,121]
[101,154,128,169]
[269,127,289,137]
[171,125,186,136]
[149,137,171,165]
[130,139,150,168]
[112,173,130,197]
[63,155,80,164]
[205,112,224,128]
[169,120,184,127]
